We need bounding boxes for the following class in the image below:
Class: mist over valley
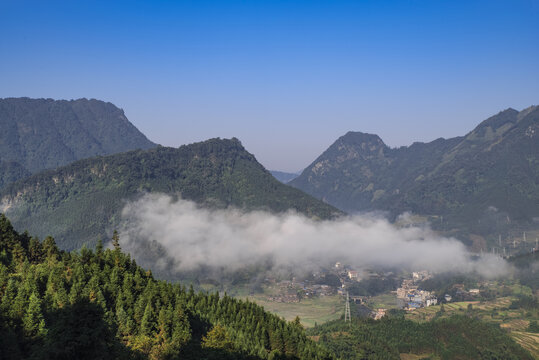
[1,1,538,357]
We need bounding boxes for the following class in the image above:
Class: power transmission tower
[344,292,351,323]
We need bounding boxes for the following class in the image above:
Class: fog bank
[119,194,510,278]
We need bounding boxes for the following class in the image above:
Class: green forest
[307,315,533,360]
[1,212,535,359]
[0,214,332,360]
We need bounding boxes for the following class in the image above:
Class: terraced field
[512,331,539,358]
[406,297,539,358]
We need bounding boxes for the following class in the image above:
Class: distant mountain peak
[270,170,300,183]
[324,131,388,163]
[517,105,538,120]
[464,108,519,143]
[464,105,538,144]
[0,97,157,187]
[340,131,385,144]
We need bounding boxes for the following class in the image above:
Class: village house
[374,308,387,320]
[469,288,480,295]
[347,270,360,280]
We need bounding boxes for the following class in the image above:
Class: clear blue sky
[1,0,538,172]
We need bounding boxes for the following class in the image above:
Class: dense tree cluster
[307,315,533,360]
[0,214,331,359]
[346,277,399,297]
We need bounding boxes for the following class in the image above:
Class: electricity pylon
[344,291,351,323]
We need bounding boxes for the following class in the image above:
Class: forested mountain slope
[0,160,30,190]
[0,97,156,188]
[307,316,533,360]
[290,106,539,231]
[0,214,332,360]
[0,138,340,250]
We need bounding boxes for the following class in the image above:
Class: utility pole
[344,292,351,323]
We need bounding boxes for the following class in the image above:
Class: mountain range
[1,97,537,251]
[290,106,539,235]
[0,97,156,188]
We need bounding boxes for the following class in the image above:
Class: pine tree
[112,230,121,251]
[293,316,304,330]
[96,238,104,258]
[42,236,59,260]
[141,302,155,336]
[28,237,43,264]
[116,303,130,336]
[202,324,235,351]
[23,292,47,337]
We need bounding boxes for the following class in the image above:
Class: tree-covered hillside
[0,97,156,188]
[307,315,533,360]
[0,214,332,360]
[1,138,340,250]
[290,106,539,234]
[0,160,30,190]
[1,213,534,359]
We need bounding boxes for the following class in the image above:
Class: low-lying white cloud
[119,194,510,278]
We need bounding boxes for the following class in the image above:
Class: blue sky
[1,0,538,171]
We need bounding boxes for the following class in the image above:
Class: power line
[344,291,351,323]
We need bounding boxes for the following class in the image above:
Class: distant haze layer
[2,2,538,171]
[119,194,510,278]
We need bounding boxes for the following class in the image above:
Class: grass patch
[245,294,344,328]
[367,293,400,309]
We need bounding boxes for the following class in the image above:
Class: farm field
[367,293,401,310]
[405,297,539,358]
[205,282,347,328]
[246,294,344,328]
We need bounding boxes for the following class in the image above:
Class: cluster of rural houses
[265,278,336,303]
[396,272,439,310]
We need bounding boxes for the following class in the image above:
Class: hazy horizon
[1,0,538,172]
